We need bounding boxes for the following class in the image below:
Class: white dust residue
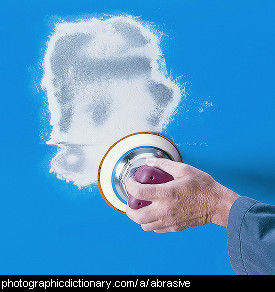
[41,15,182,187]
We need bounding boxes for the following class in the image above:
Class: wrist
[211,183,239,228]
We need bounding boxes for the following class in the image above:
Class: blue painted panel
[0,0,274,275]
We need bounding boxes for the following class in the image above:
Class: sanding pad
[98,132,182,213]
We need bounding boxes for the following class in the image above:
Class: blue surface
[0,0,274,275]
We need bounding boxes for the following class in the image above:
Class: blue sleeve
[226,196,275,275]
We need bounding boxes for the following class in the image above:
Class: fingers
[146,158,189,178]
[129,211,194,233]
[153,227,175,233]
[141,220,163,232]
[125,159,212,234]
[125,177,159,201]
[126,203,159,225]
[125,177,166,226]
[150,218,201,233]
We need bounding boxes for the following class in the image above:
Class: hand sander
[98,132,182,213]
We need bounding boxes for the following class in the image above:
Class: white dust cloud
[41,15,182,187]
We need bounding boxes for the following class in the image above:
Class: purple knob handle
[128,165,174,209]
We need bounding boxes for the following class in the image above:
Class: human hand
[125,158,239,232]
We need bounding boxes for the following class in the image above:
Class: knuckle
[182,175,195,188]
[183,164,191,170]
[181,164,192,174]
[159,185,172,199]
[158,215,167,226]
[204,173,215,184]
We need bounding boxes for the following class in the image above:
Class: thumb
[146,157,185,178]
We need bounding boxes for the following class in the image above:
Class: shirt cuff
[226,196,259,275]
